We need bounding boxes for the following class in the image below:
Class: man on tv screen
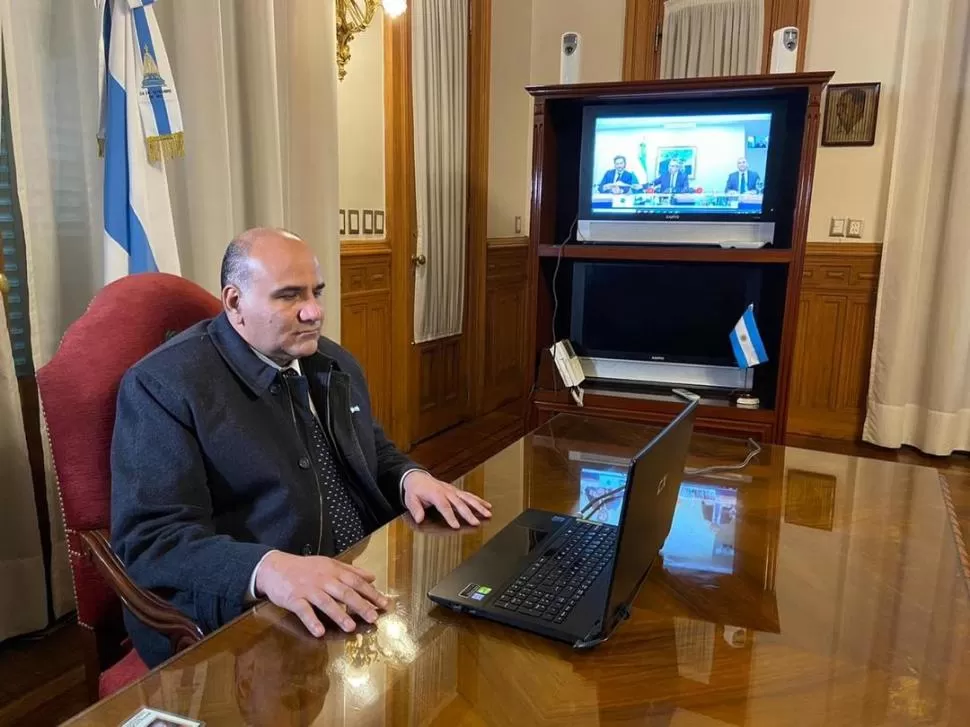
[598,155,643,194]
[651,159,692,194]
[724,157,761,195]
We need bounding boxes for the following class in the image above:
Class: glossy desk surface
[67,416,970,726]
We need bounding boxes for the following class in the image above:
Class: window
[1,60,34,378]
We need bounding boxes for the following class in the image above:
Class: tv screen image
[587,111,773,218]
[660,483,739,575]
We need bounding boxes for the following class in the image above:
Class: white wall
[487,0,534,239]
[804,0,908,243]
[337,11,386,220]
[529,0,626,85]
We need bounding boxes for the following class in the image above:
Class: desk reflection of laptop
[581,468,739,575]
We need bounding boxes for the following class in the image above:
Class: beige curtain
[863,0,970,456]
[0,299,48,642]
[660,0,764,79]
[155,0,341,341]
[411,0,468,343]
[0,0,96,627]
[0,0,343,637]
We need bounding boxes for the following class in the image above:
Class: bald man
[111,228,490,667]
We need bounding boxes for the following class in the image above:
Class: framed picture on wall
[348,209,360,235]
[339,209,346,236]
[655,146,697,179]
[362,209,374,234]
[821,83,881,147]
[374,210,385,235]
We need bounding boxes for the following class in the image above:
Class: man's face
[226,235,325,363]
[836,93,865,131]
[737,158,748,172]
[614,158,626,172]
[669,161,681,175]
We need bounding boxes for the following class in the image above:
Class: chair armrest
[80,529,204,654]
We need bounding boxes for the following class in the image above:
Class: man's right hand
[254,551,389,638]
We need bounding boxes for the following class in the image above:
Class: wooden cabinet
[524,74,833,445]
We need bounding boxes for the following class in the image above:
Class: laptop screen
[579,467,628,525]
[601,402,698,635]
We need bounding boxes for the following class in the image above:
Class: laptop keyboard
[494,520,617,624]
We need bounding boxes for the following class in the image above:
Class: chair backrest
[36,273,222,664]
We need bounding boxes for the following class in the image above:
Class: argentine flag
[730,304,768,369]
[98,0,182,283]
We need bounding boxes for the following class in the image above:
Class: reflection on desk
[66,416,970,727]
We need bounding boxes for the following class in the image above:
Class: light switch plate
[847,219,864,238]
[829,217,846,237]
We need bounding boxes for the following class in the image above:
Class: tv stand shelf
[537,244,793,264]
[524,72,833,444]
[533,388,778,441]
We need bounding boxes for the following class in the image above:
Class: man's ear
[223,285,243,324]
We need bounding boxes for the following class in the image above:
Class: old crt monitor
[578,100,789,246]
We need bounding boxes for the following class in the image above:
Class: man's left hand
[402,471,492,529]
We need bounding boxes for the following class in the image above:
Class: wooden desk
[66,416,970,726]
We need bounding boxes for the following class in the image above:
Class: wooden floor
[3,419,968,727]
[0,618,87,726]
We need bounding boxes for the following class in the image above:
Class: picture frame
[339,209,346,236]
[784,469,837,531]
[347,209,360,235]
[362,209,374,235]
[374,209,385,235]
[821,82,881,147]
[655,146,697,179]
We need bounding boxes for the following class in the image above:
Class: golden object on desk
[0,272,9,296]
[336,0,407,81]
[329,610,418,706]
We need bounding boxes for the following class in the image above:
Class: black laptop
[428,400,698,648]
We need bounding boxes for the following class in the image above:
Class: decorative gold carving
[336,0,405,81]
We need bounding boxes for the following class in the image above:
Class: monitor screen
[570,261,763,367]
[585,110,773,219]
[660,483,738,575]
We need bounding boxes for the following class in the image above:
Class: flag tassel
[146,132,185,163]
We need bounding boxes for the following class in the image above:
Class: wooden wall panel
[623,0,664,81]
[787,243,881,441]
[482,239,529,412]
[340,243,393,427]
[415,336,464,442]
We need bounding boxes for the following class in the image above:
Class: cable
[684,438,762,476]
[551,215,580,346]
[579,485,626,518]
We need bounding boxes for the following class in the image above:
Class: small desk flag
[730,304,768,369]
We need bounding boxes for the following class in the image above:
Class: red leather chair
[37,273,221,702]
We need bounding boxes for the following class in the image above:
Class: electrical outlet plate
[515,216,523,234]
[829,217,846,237]
[847,219,864,238]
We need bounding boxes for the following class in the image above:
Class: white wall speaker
[560,32,582,84]
[770,27,799,74]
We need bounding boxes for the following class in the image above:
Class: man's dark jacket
[110,313,417,667]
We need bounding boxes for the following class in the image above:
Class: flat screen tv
[570,261,763,368]
[579,100,789,223]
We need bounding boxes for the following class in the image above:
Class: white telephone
[551,340,586,405]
